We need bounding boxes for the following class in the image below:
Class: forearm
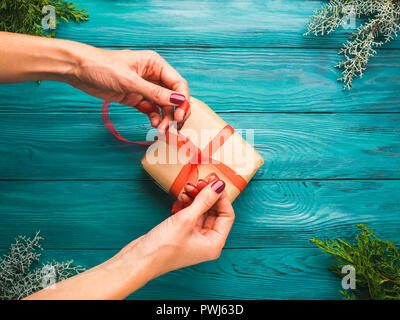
[0,31,88,84]
[24,244,157,300]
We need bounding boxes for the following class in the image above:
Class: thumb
[135,77,186,107]
[180,180,226,220]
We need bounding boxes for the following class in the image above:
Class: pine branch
[0,0,89,38]
[310,224,400,300]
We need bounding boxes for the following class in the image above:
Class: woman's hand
[25,173,234,300]
[120,173,235,279]
[0,32,190,131]
[69,47,190,131]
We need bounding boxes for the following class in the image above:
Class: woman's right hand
[119,173,235,279]
[25,173,233,300]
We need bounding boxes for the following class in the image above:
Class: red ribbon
[102,100,247,198]
[161,126,247,198]
[102,101,153,145]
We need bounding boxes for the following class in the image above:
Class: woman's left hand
[69,47,190,132]
[0,33,190,132]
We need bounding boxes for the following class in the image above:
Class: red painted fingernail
[211,180,225,194]
[170,93,186,105]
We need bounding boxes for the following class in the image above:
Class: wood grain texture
[0,180,399,249]
[53,0,400,49]
[0,113,399,180]
[0,247,342,299]
[0,0,399,300]
[47,248,344,299]
[1,48,399,112]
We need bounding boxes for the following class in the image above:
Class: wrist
[119,238,176,280]
[39,38,84,83]
[114,248,156,282]
[15,35,82,83]
[96,242,161,299]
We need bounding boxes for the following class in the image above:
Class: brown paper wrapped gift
[141,97,264,202]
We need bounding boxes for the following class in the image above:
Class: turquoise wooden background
[1,0,400,299]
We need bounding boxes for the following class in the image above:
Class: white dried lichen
[304,0,400,89]
[0,231,85,300]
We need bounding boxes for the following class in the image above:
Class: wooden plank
[0,113,399,180]
[53,0,400,49]
[1,0,397,301]
[1,48,399,113]
[0,180,399,249]
[0,247,342,299]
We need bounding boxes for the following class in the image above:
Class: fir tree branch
[0,0,89,38]
[310,224,400,300]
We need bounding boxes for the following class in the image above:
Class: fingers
[137,100,161,128]
[149,112,162,128]
[136,100,159,115]
[122,93,163,128]
[184,183,198,199]
[125,51,190,131]
[156,53,190,100]
[171,173,220,214]
[196,173,219,194]
[172,177,234,245]
[146,52,190,129]
[210,193,235,238]
[157,105,174,135]
[179,179,226,220]
[135,76,186,108]
[175,100,190,129]
[170,187,194,214]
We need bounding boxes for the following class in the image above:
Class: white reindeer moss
[0,231,85,300]
[305,0,400,89]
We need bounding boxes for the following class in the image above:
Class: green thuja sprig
[0,0,89,38]
[310,224,400,300]
[304,0,400,89]
[0,231,85,300]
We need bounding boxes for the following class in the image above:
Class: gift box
[141,97,264,202]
